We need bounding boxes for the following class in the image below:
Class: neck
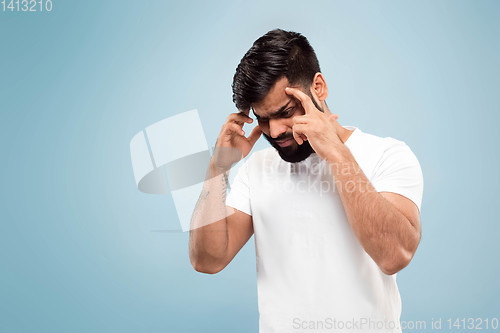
[323,104,354,144]
[337,125,354,143]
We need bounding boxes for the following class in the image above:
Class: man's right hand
[212,110,262,170]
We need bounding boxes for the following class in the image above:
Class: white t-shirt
[226,126,424,333]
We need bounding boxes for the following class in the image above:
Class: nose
[269,118,288,139]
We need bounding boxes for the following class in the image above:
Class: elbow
[188,237,231,274]
[380,229,421,275]
[190,253,226,275]
[379,260,407,276]
[379,248,414,276]
[191,261,225,274]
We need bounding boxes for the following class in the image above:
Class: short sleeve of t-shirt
[371,140,424,211]
[225,157,252,216]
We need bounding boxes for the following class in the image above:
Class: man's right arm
[189,162,254,274]
[188,111,261,274]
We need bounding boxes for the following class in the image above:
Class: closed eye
[254,107,295,123]
[282,107,295,118]
[256,116,268,123]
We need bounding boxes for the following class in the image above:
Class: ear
[311,72,328,101]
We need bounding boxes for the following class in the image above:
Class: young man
[189,29,423,333]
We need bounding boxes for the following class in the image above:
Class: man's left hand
[285,86,342,161]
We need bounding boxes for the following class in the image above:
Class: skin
[189,74,421,275]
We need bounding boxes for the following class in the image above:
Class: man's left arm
[328,145,421,275]
[285,86,422,275]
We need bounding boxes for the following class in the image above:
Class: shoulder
[345,126,421,175]
[230,147,276,176]
[245,147,279,165]
[347,127,407,152]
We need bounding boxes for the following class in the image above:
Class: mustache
[272,133,294,142]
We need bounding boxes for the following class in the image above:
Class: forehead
[252,77,294,117]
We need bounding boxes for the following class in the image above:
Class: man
[189,29,423,333]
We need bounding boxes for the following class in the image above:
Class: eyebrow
[252,99,293,120]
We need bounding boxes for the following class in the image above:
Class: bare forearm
[189,161,234,269]
[327,145,420,273]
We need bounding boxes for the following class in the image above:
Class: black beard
[263,132,315,163]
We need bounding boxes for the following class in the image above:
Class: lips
[276,137,294,147]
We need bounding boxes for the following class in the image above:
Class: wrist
[210,158,231,176]
[325,142,350,165]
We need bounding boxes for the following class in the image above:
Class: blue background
[1,0,498,332]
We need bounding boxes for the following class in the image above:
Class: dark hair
[232,29,321,111]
